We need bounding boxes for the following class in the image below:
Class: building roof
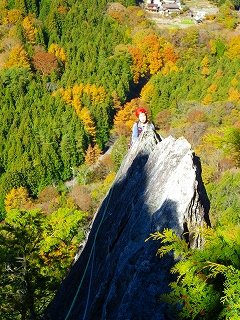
[162,3,180,9]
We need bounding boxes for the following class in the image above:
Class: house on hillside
[145,0,182,14]
[160,2,182,14]
[145,0,161,11]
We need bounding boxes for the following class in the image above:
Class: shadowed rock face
[43,126,210,320]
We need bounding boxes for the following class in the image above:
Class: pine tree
[4,44,31,69]
[147,225,240,320]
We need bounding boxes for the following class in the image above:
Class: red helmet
[135,107,147,118]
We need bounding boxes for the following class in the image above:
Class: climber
[130,107,155,146]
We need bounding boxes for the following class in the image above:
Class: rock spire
[43,125,210,320]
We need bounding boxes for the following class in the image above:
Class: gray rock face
[43,125,210,320]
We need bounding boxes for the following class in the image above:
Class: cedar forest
[0,0,239,319]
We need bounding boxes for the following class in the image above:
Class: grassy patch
[181,20,194,24]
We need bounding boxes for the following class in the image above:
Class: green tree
[206,170,240,227]
[204,126,240,166]
[147,225,240,320]
[110,135,128,170]
[0,208,87,319]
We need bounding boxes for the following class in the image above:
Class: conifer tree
[22,15,37,44]
[4,44,31,69]
[147,225,240,320]
[0,207,87,318]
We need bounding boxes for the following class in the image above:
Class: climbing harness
[65,155,127,320]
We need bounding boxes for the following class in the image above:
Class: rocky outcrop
[43,125,210,320]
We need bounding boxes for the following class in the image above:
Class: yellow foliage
[200,164,217,185]
[128,46,144,83]
[22,16,37,44]
[209,39,217,55]
[72,83,84,97]
[214,69,224,79]
[4,44,31,69]
[49,43,66,64]
[140,82,155,103]
[83,83,92,95]
[112,90,122,110]
[5,186,30,212]
[148,51,163,74]
[59,87,72,104]
[207,84,218,93]
[113,98,149,136]
[89,84,107,104]
[141,34,163,75]
[72,95,82,113]
[96,86,107,104]
[202,93,212,105]
[104,172,116,185]
[225,35,240,60]
[2,9,22,25]
[228,87,240,102]
[84,144,101,167]
[201,66,210,77]
[113,100,136,135]
[161,65,169,76]
[231,78,238,87]
[79,107,96,138]
[200,55,209,68]
[57,83,107,140]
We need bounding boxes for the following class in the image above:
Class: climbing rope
[64,155,127,320]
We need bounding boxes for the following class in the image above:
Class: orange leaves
[187,110,207,124]
[106,2,126,23]
[4,43,31,69]
[84,144,102,167]
[113,100,136,136]
[128,33,178,83]
[32,52,59,75]
[163,45,179,64]
[113,98,149,136]
[128,46,144,83]
[139,33,163,76]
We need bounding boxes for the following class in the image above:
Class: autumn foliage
[113,98,150,136]
[32,52,60,75]
[4,186,31,212]
[4,44,31,69]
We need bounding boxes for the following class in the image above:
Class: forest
[0,0,239,319]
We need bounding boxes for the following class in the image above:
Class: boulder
[43,125,210,320]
